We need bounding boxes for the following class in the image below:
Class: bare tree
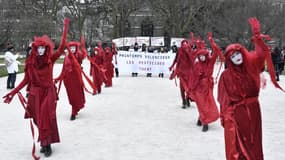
[62,0,109,41]
[106,0,145,38]
[147,0,211,38]
[1,0,285,50]
[204,0,285,47]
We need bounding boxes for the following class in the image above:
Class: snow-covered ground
[0,60,284,160]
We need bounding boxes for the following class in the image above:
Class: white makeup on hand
[37,46,46,56]
[230,51,243,65]
[70,46,76,53]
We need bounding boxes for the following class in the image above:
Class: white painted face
[37,46,46,56]
[199,55,206,62]
[94,50,98,55]
[70,46,76,54]
[230,51,243,65]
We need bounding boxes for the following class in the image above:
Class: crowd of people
[2,17,285,160]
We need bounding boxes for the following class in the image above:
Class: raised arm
[52,18,70,62]
[248,17,271,67]
[208,32,224,64]
[207,33,221,66]
[80,35,88,59]
[249,17,284,91]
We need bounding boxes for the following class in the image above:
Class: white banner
[171,38,185,47]
[151,37,164,46]
[112,38,124,47]
[116,51,176,75]
[123,37,137,46]
[136,36,150,46]
[113,37,184,47]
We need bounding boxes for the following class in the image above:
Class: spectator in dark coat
[280,47,285,74]
[271,47,281,81]
[134,42,139,51]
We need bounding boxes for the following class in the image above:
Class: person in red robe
[103,47,114,87]
[89,47,105,94]
[169,40,194,109]
[218,17,283,160]
[3,18,69,158]
[188,33,223,132]
[58,41,87,120]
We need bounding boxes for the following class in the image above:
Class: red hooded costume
[89,47,105,93]
[169,40,195,107]
[188,33,222,125]
[3,18,69,158]
[218,18,283,160]
[60,41,87,118]
[103,47,114,87]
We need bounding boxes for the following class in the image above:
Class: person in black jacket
[271,47,281,81]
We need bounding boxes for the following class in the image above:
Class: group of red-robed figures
[169,17,284,160]
[55,37,117,121]
[2,17,284,160]
[169,32,223,132]
[2,18,118,159]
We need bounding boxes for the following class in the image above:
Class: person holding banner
[132,42,139,77]
[171,42,178,53]
[3,18,69,158]
[111,42,119,77]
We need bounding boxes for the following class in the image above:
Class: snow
[0,60,284,160]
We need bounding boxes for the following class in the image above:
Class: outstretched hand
[248,17,260,35]
[249,17,272,41]
[3,91,16,104]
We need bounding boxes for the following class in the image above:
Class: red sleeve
[52,18,69,63]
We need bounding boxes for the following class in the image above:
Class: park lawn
[0,58,64,77]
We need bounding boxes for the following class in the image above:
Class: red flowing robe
[175,45,195,101]
[103,48,114,87]
[14,46,63,147]
[89,48,105,93]
[189,50,219,124]
[62,49,86,116]
[3,20,70,157]
[218,43,266,159]
[217,18,285,159]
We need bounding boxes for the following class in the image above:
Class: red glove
[248,17,260,35]
[3,90,17,104]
